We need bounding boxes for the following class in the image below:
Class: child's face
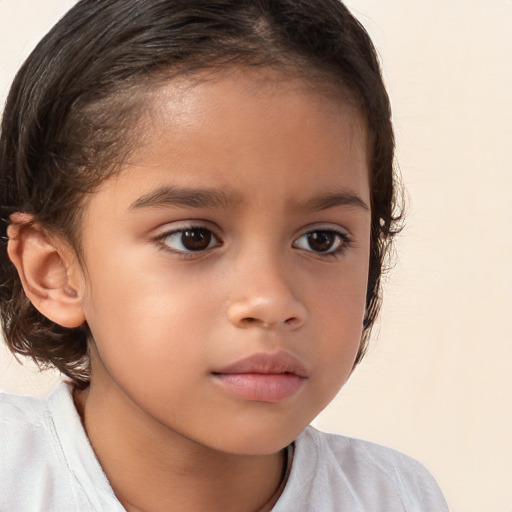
[75,69,371,454]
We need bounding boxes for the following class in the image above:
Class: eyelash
[156,225,222,258]
[292,228,352,259]
[155,225,352,259]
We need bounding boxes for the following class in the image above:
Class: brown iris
[306,231,337,252]
[180,229,212,251]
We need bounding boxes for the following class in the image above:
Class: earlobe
[7,214,86,328]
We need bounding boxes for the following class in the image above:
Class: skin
[11,69,371,511]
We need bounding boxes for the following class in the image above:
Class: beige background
[1,1,511,511]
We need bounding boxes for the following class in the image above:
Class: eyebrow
[129,186,243,211]
[297,190,370,213]
[129,185,369,213]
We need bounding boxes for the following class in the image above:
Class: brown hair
[0,0,401,388]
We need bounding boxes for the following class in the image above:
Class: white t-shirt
[0,383,449,511]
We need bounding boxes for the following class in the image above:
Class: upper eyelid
[153,220,222,236]
[157,226,222,242]
[152,221,352,240]
[296,223,352,239]
[293,228,351,245]
[153,222,223,248]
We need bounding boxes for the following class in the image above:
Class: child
[0,0,449,510]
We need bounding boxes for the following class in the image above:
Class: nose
[226,254,307,330]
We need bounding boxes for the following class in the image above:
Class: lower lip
[213,373,306,403]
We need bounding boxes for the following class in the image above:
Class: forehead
[87,69,370,214]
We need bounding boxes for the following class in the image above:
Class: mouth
[211,351,309,403]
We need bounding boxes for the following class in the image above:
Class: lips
[212,352,309,403]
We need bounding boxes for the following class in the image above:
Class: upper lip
[213,351,309,378]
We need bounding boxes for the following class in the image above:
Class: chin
[204,415,310,456]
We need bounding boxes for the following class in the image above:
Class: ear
[7,213,86,328]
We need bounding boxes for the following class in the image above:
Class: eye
[160,227,221,253]
[293,229,349,255]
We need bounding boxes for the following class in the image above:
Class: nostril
[242,317,259,325]
[227,298,307,330]
[241,316,295,328]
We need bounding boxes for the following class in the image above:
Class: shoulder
[0,382,78,443]
[275,426,450,512]
[0,383,121,511]
[1,385,53,422]
[0,385,60,457]
[0,383,124,512]
[317,427,446,495]
[313,426,437,478]
[1,385,71,503]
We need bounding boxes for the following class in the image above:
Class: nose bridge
[226,242,307,329]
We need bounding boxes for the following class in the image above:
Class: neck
[74,383,287,512]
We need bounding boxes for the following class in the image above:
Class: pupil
[308,231,334,252]
[181,229,211,251]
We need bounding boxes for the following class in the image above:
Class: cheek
[80,250,220,373]
[314,293,365,360]
[307,258,369,371]
[295,290,365,421]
